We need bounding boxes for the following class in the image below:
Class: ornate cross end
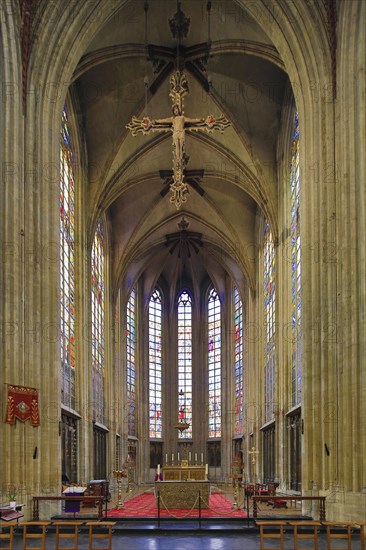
[126,116,153,136]
[169,71,189,112]
[204,115,231,133]
[170,179,189,210]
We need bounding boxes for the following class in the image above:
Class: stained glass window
[149,289,162,439]
[177,291,192,439]
[91,221,105,424]
[264,222,276,422]
[290,112,302,406]
[208,288,221,438]
[234,287,243,435]
[60,108,76,409]
[127,288,136,437]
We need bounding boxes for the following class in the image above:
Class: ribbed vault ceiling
[72,0,289,298]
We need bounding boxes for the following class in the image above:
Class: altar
[155,480,210,509]
[162,464,206,481]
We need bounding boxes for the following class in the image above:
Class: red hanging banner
[5,384,40,425]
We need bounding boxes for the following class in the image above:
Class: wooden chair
[288,521,321,550]
[86,521,116,550]
[265,484,287,509]
[322,521,353,550]
[0,521,17,550]
[22,521,50,550]
[244,484,255,497]
[53,520,84,550]
[256,520,286,550]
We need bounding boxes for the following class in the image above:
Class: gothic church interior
[1,0,365,523]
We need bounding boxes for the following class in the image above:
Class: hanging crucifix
[126,71,231,209]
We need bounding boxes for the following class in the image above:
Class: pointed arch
[149,288,163,439]
[208,287,222,439]
[91,220,106,424]
[126,286,136,437]
[60,107,77,409]
[233,287,244,436]
[177,290,193,439]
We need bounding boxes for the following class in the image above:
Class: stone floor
[1,529,363,550]
[2,485,361,549]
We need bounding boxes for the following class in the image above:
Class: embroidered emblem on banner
[5,384,40,425]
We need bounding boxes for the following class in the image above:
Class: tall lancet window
[91,221,105,424]
[149,289,162,438]
[127,288,136,437]
[290,112,302,406]
[177,291,192,439]
[60,108,76,409]
[208,288,221,438]
[264,222,276,423]
[234,287,243,435]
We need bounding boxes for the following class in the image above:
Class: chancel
[1,0,365,537]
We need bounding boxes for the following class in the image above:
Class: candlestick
[113,470,125,509]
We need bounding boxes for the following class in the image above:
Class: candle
[157,464,160,476]
[201,453,203,463]
[172,453,174,462]
[165,454,168,464]
[205,463,208,476]
[195,453,197,462]
[178,452,180,462]
[189,452,191,462]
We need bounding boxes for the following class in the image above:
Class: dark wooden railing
[252,495,326,521]
[32,496,104,521]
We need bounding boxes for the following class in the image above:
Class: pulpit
[62,486,86,514]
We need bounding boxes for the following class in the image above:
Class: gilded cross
[248,446,259,465]
[126,71,231,209]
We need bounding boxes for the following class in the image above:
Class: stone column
[0,0,27,508]
[334,0,366,520]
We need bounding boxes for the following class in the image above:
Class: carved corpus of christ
[126,71,231,209]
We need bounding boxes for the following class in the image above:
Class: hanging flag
[5,384,40,425]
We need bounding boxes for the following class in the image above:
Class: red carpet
[107,492,247,518]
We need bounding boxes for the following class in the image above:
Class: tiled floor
[1,526,363,550]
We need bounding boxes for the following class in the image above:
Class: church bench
[86,521,116,550]
[288,520,321,550]
[256,520,287,550]
[354,522,366,550]
[321,521,353,550]
[22,521,51,550]
[0,521,17,549]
